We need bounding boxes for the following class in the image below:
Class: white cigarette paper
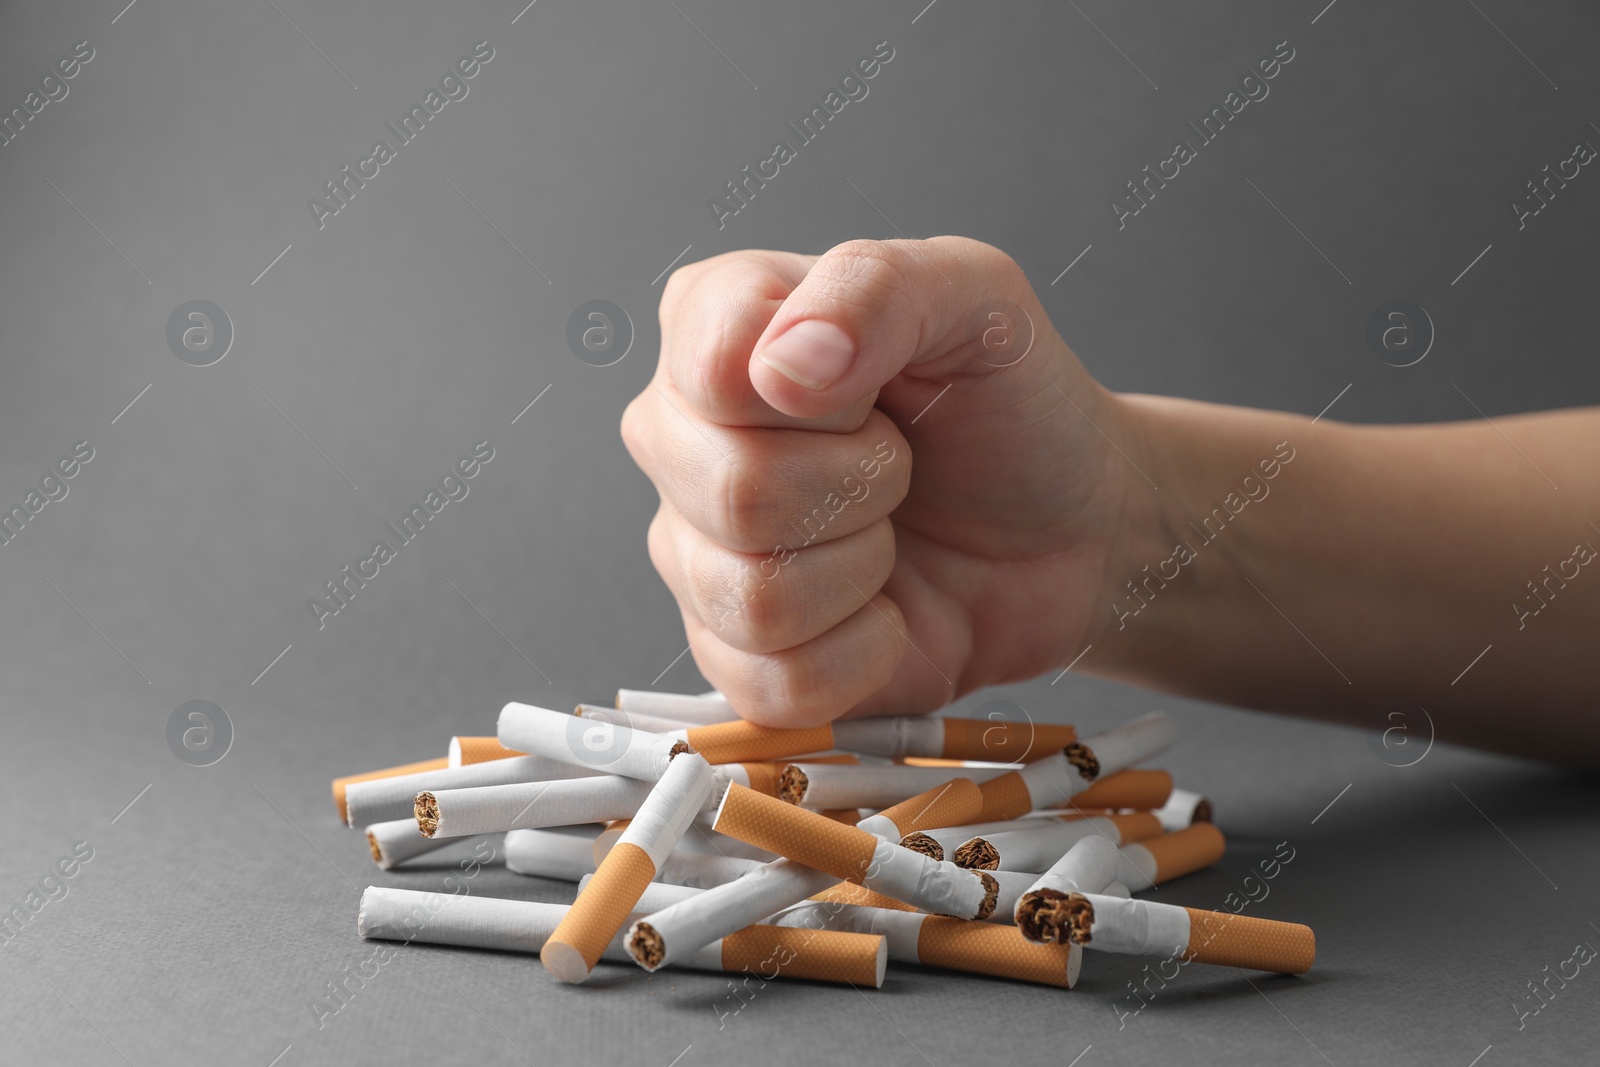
[364,818,456,869]
[1153,787,1212,830]
[499,702,689,782]
[575,704,698,733]
[615,689,740,724]
[655,850,766,889]
[1007,711,1175,811]
[957,814,1155,872]
[1014,836,1122,943]
[418,775,653,839]
[342,755,596,827]
[504,826,602,882]
[782,763,1010,809]
[625,858,839,971]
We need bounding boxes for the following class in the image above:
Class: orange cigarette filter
[936,719,1078,763]
[331,757,449,824]
[859,778,986,839]
[975,772,1035,823]
[451,736,525,766]
[719,925,887,986]
[917,916,1080,988]
[809,882,920,912]
[685,720,835,764]
[1120,823,1227,889]
[717,785,878,881]
[1182,909,1316,974]
[1057,769,1174,812]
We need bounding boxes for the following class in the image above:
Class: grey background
[2,0,1597,1063]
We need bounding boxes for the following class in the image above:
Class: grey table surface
[3,1,1598,1064]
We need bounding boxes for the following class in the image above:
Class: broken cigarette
[542,753,716,983]
[777,903,1083,988]
[974,713,1176,822]
[1076,893,1314,974]
[614,689,740,724]
[833,717,1077,764]
[332,756,449,824]
[712,784,994,920]
[342,755,597,827]
[417,775,653,839]
[624,857,841,971]
[358,886,885,985]
[364,818,457,870]
[499,702,690,781]
[504,826,602,882]
[953,812,1165,872]
[1117,824,1227,891]
[447,737,524,768]
[1013,836,1122,944]
[854,778,986,841]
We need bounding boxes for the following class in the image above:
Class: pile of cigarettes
[333,691,1316,989]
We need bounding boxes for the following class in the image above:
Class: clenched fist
[621,237,1134,726]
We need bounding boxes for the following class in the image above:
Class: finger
[622,398,910,555]
[657,250,874,432]
[747,236,1056,420]
[679,590,909,727]
[650,504,897,655]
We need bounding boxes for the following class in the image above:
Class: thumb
[748,236,1055,421]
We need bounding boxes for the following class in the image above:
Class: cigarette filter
[499,702,691,782]
[1117,824,1226,891]
[615,689,739,724]
[542,754,716,983]
[359,887,885,985]
[712,784,994,920]
[625,857,840,971]
[1152,787,1213,830]
[854,778,985,841]
[955,813,1164,872]
[448,737,524,768]
[809,882,920,912]
[974,713,1175,822]
[364,818,457,870]
[778,903,1083,988]
[332,757,449,824]
[504,826,602,882]
[1014,836,1122,943]
[780,763,1011,809]
[343,755,597,827]
[1054,769,1175,813]
[574,704,698,733]
[1078,893,1314,973]
[675,720,837,765]
[833,717,1077,764]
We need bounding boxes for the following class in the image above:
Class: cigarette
[364,818,457,870]
[542,753,717,983]
[854,778,985,840]
[447,737,524,768]
[780,763,1011,809]
[656,850,768,889]
[676,720,837,765]
[974,713,1176,822]
[833,717,1077,764]
[417,775,653,839]
[1054,768,1175,813]
[1013,836,1123,943]
[716,754,862,799]
[358,886,885,985]
[332,756,449,824]
[624,857,841,971]
[810,869,1037,925]
[504,826,602,882]
[1152,787,1213,830]
[574,704,698,733]
[1076,893,1314,974]
[953,813,1165,872]
[499,702,690,782]
[777,903,1083,989]
[343,755,596,827]
[712,784,995,920]
[900,810,1129,861]
[1117,824,1226,891]
[614,689,739,724]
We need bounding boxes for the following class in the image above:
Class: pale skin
[621,237,1600,765]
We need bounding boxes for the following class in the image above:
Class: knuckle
[709,454,775,553]
[619,393,650,466]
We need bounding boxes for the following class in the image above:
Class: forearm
[1090,393,1600,764]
